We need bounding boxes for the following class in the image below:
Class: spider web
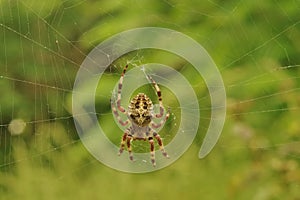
[0,0,300,199]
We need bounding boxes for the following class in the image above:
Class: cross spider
[111,64,170,166]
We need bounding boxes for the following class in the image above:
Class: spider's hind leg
[116,64,129,113]
[147,74,165,118]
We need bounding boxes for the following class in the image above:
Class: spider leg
[150,107,170,129]
[147,74,165,118]
[153,131,169,158]
[148,137,156,166]
[126,134,134,161]
[117,64,129,113]
[119,130,134,161]
[118,130,129,155]
[111,98,129,126]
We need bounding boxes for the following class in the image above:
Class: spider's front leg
[153,131,169,158]
[118,130,134,161]
[147,129,169,167]
[118,131,128,155]
[148,137,156,166]
[126,135,134,161]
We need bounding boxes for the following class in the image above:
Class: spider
[111,64,170,166]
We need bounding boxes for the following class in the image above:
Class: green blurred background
[1,0,300,199]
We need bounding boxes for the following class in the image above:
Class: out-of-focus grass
[1,0,300,199]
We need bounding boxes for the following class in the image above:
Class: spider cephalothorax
[111,64,170,166]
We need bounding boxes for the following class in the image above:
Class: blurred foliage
[0,0,300,199]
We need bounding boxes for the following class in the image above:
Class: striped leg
[153,132,169,158]
[126,134,134,161]
[111,98,129,126]
[151,107,170,129]
[147,74,164,118]
[148,137,156,166]
[119,132,134,161]
[117,64,129,113]
[118,131,129,155]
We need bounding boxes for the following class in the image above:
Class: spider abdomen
[128,93,153,127]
